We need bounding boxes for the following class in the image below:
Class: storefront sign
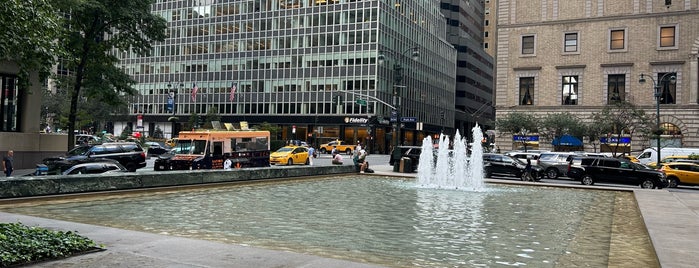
[344,117,369,124]
[600,137,631,144]
[513,135,539,142]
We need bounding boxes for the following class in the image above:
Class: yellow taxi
[270,146,310,165]
[647,155,690,169]
[658,162,699,188]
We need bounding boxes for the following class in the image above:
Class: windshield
[276,147,293,153]
[66,146,91,156]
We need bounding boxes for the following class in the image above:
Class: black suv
[44,142,147,173]
[483,153,544,180]
[567,156,668,189]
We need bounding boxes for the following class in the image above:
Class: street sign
[402,117,417,122]
[390,117,417,123]
[356,99,367,106]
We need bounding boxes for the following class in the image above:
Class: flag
[229,82,237,101]
[191,83,198,102]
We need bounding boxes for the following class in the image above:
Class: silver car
[537,152,581,179]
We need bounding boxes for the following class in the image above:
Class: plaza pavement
[1,161,699,267]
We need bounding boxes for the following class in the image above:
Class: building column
[690,55,698,104]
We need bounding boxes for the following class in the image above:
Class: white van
[636,148,699,165]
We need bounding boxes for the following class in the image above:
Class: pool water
[2,176,658,267]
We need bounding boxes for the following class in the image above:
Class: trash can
[399,157,412,173]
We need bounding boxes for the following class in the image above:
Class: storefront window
[1,75,20,132]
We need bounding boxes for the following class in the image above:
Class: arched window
[661,123,681,136]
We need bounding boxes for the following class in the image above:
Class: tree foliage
[0,0,62,84]
[54,0,167,150]
[538,112,585,151]
[590,101,653,156]
[495,112,539,134]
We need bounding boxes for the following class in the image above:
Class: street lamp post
[639,72,676,166]
[379,47,419,171]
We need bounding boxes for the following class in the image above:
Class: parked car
[567,156,668,189]
[658,162,699,188]
[505,151,541,165]
[145,141,170,157]
[538,152,581,179]
[270,146,310,165]
[62,160,127,175]
[389,146,423,169]
[43,142,147,173]
[483,153,544,181]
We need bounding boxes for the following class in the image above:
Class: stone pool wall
[0,165,356,199]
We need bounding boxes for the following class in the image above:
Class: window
[607,74,625,103]
[0,75,20,132]
[659,26,676,48]
[519,77,534,105]
[562,76,578,105]
[522,35,535,55]
[658,72,676,104]
[610,29,625,50]
[564,33,578,52]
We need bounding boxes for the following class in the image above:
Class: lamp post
[639,72,676,166]
[379,47,419,170]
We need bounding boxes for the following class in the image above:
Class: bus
[158,130,271,170]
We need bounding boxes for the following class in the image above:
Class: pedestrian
[308,146,315,166]
[523,158,533,181]
[331,145,338,156]
[357,148,368,173]
[3,150,14,177]
[332,152,343,165]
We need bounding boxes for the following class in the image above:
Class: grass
[0,222,100,267]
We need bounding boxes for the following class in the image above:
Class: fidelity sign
[344,117,369,124]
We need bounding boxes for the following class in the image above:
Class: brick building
[494,0,699,153]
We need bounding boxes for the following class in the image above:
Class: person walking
[3,150,14,177]
[523,158,533,181]
[308,146,315,166]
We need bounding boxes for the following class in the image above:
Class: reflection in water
[3,177,657,267]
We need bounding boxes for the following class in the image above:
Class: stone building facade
[494,0,699,154]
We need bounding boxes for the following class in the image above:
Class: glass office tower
[120,0,456,153]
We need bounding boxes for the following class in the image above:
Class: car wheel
[346,149,352,155]
[640,179,656,189]
[667,177,679,188]
[484,167,492,178]
[320,148,327,154]
[287,159,293,165]
[546,168,559,179]
[581,175,594,186]
[125,163,137,172]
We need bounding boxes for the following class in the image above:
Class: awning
[552,135,583,147]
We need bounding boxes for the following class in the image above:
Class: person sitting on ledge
[332,153,343,165]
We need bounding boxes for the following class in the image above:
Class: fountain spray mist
[417,124,486,191]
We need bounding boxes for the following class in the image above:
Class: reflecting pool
[2,176,658,267]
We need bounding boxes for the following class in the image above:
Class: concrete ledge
[0,165,356,199]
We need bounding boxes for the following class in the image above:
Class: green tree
[539,112,585,151]
[0,0,62,84]
[255,122,281,140]
[495,112,539,151]
[203,106,222,129]
[591,101,653,156]
[55,0,167,150]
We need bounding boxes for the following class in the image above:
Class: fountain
[417,124,485,191]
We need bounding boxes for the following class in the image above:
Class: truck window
[638,152,651,159]
[192,140,207,154]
